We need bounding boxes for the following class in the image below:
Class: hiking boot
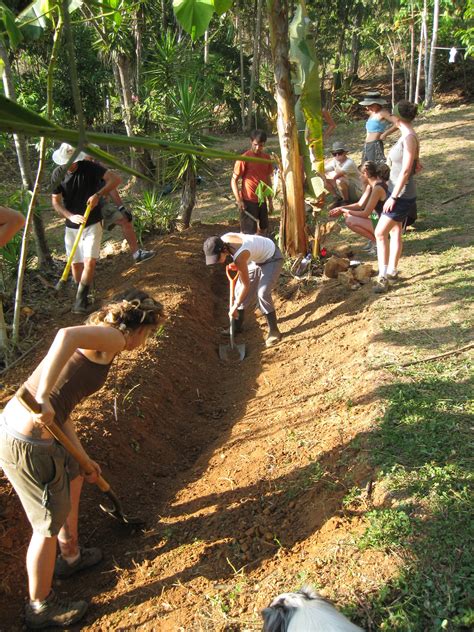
[373,276,389,294]
[133,249,156,264]
[54,547,102,579]
[387,271,399,283]
[362,240,375,252]
[71,283,91,314]
[264,311,282,347]
[25,591,88,629]
[366,245,377,256]
[221,310,245,336]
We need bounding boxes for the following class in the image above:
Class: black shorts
[384,197,417,227]
[240,200,269,234]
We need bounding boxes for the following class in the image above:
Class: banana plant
[173,0,233,41]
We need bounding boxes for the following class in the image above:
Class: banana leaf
[0,96,272,180]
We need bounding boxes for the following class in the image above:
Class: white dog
[261,586,364,632]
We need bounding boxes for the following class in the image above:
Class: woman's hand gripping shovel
[17,386,145,530]
[219,264,246,362]
[55,203,92,291]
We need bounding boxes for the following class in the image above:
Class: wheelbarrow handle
[17,386,110,493]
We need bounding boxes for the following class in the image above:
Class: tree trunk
[408,4,415,101]
[267,0,307,256]
[236,3,246,132]
[422,0,429,92]
[348,4,364,80]
[178,166,197,229]
[0,40,52,269]
[414,1,426,104]
[425,0,439,109]
[247,0,263,131]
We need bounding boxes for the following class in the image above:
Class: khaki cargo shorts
[101,201,124,231]
[0,424,80,536]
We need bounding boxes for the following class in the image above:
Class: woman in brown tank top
[0,290,165,628]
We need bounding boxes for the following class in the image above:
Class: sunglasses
[332,151,345,156]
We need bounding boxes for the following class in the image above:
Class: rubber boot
[72,282,90,314]
[264,311,282,347]
[222,309,245,336]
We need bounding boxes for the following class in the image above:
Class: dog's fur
[261,587,364,632]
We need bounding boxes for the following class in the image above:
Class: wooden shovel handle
[17,386,110,493]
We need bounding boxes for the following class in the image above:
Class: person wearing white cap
[359,92,397,163]
[324,141,363,205]
[51,143,121,314]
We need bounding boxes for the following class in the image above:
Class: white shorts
[65,222,102,263]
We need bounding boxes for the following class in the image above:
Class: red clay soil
[0,224,396,631]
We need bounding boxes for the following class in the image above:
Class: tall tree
[425,0,440,108]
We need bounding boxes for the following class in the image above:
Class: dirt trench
[0,224,393,631]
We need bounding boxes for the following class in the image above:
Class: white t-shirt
[329,156,361,191]
[222,232,275,264]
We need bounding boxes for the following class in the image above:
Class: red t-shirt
[233,150,273,203]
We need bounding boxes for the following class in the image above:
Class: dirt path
[0,103,472,631]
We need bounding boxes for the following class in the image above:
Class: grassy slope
[360,104,474,630]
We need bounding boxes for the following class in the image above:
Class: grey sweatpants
[237,247,283,315]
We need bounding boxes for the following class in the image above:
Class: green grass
[360,359,473,631]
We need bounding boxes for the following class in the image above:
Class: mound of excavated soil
[0,223,395,631]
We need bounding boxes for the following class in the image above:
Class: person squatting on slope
[374,100,420,294]
[0,205,25,247]
[85,146,155,265]
[324,142,363,206]
[329,161,390,255]
[0,290,165,629]
[51,143,122,314]
[231,129,274,235]
[204,233,284,348]
[359,92,397,164]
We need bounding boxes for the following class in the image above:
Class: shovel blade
[219,342,246,362]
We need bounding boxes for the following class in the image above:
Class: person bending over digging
[51,143,122,314]
[329,161,390,255]
[0,290,165,629]
[0,205,25,247]
[85,147,155,265]
[203,232,284,347]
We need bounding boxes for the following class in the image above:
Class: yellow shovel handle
[59,203,93,284]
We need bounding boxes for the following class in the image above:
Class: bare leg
[375,215,397,277]
[26,532,57,601]
[346,216,376,242]
[58,475,83,560]
[115,217,139,254]
[80,258,96,286]
[388,221,403,272]
[337,177,349,201]
[71,262,83,284]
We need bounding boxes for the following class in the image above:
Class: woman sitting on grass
[0,289,164,629]
[329,161,390,254]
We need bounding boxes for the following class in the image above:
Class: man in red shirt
[231,129,274,235]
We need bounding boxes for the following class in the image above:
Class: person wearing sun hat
[51,143,122,314]
[324,141,363,205]
[359,91,397,163]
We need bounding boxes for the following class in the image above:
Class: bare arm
[231,251,251,316]
[322,109,337,139]
[329,185,371,217]
[87,169,122,210]
[0,206,25,246]
[52,192,86,225]
[231,171,244,211]
[347,186,385,218]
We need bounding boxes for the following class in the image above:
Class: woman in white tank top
[203,232,284,347]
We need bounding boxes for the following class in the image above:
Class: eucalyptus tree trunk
[414,0,426,103]
[0,40,52,269]
[267,0,307,256]
[178,165,197,229]
[425,0,439,108]
[408,3,415,101]
[247,0,263,131]
[422,0,429,90]
[236,3,246,131]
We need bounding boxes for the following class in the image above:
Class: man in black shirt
[52,143,121,313]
